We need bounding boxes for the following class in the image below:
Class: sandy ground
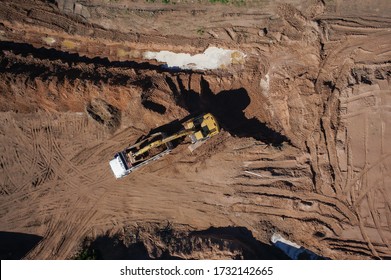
[0,0,390,259]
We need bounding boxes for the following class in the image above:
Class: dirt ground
[0,0,390,259]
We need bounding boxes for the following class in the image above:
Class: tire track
[352,153,391,207]
[235,185,357,223]
[367,191,391,250]
[26,182,110,259]
[231,202,342,236]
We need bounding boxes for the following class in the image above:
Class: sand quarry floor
[0,0,391,259]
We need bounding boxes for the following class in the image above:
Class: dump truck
[109,113,220,179]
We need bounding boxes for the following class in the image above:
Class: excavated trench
[0,40,157,85]
[1,39,288,145]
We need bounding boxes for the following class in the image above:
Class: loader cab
[186,113,220,143]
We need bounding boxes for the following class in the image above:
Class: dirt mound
[86,99,121,131]
[0,0,390,260]
[74,223,289,260]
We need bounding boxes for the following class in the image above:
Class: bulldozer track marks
[232,202,343,236]
[330,238,391,259]
[236,185,357,223]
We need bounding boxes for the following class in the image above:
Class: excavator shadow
[164,76,289,147]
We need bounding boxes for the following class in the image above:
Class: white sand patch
[143,47,245,70]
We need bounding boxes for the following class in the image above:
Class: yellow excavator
[109,113,220,179]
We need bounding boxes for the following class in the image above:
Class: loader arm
[133,129,194,157]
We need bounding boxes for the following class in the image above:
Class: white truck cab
[109,153,129,179]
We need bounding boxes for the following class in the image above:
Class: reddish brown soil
[0,0,390,259]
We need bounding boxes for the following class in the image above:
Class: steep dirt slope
[0,0,390,259]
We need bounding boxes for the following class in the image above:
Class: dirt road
[0,0,390,259]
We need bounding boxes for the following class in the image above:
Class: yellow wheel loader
[109,113,220,179]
